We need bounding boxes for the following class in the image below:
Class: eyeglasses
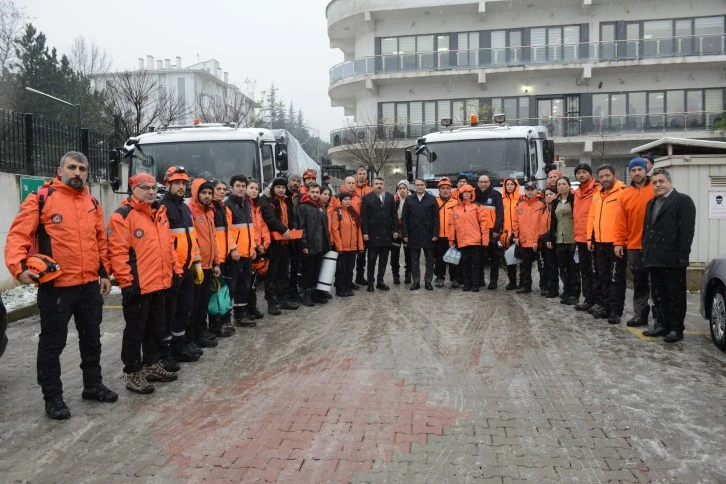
[135,185,158,191]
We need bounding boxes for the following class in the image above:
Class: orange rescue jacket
[250,199,271,251]
[448,185,490,248]
[613,179,655,250]
[107,196,182,294]
[436,195,458,238]
[573,177,599,243]
[161,192,201,270]
[501,178,521,247]
[330,206,364,252]
[587,180,626,244]
[188,179,220,269]
[514,196,548,248]
[5,178,109,287]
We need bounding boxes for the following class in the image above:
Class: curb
[8,304,38,323]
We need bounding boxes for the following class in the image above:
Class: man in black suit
[360,177,399,292]
[402,178,440,291]
[641,168,696,343]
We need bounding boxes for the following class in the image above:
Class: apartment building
[326,0,726,179]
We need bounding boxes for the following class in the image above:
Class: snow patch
[1,284,38,312]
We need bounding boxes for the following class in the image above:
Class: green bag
[208,277,231,316]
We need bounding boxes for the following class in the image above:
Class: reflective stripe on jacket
[161,192,200,269]
[226,194,256,258]
[188,179,219,269]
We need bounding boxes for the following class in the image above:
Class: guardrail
[330,34,726,85]
[330,112,725,146]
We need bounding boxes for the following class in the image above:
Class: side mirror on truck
[543,139,555,166]
[275,143,288,172]
[405,150,413,182]
[109,148,129,194]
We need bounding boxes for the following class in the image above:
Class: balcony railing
[330,112,725,146]
[329,34,726,85]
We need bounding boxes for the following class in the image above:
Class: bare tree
[102,69,191,138]
[0,0,24,73]
[68,36,111,77]
[196,78,262,127]
[334,112,404,176]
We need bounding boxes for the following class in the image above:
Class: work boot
[197,333,218,348]
[505,282,517,290]
[221,322,236,336]
[355,275,368,286]
[267,299,282,315]
[312,290,329,303]
[488,280,498,290]
[351,283,360,290]
[279,297,299,310]
[663,331,684,343]
[143,362,178,382]
[626,316,648,327]
[643,326,669,337]
[81,383,119,403]
[301,289,315,307]
[575,302,593,312]
[173,348,201,363]
[45,398,71,420]
[593,307,610,319]
[186,342,203,356]
[249,306,265,319]
[234,311,257,327]
[161,355,181,373]
[607,310,622,325]
[588,303,604,314]
[435,277,445,288]
[124,371,155,394]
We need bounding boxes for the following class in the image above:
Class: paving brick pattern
[0,283,725,483]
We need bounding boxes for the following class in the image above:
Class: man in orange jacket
[587,164,627,324]
[572,163,600,311]
[108,173,182,394]
[189,179,222,347]
[5,151,117,419]
[614,158,656,327]
[434,178,459,288]
[353,167,373,285]
[226,174,257,327]
[160,165,203,367]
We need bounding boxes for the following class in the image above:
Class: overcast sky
[17,0,346,139]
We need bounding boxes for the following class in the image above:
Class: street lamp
[24,86,82,152]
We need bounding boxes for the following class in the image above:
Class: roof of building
[630,137,726,157]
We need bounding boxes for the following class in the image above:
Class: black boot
[45,398,71,420]
[393,274,401,285]
[279,296,299,310]
[404,273,411,284]
[267,297,281,315]
[312,289,329,304]
[301,289,315,307]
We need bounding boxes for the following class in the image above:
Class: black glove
[121,285,139,303]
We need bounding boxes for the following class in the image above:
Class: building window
[457,32,479,67]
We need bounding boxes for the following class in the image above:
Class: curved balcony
[329,34,726,85]
[330,112,725,147]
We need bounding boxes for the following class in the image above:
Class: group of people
[3,150,696,421]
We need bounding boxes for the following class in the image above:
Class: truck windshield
[131,140,260,182]
[417,139,528,185]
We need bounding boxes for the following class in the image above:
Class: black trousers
[229,258,252,318]
[366,246,390,284]
[289,241,301,291]
[459,246,481,287]
[520,247,537,289]
[121,290,165,374]
[37,282,103,402]
[390,242,410,279]
[190,268,214,341]
[595,242,627,315]
[265,242,290,301]
[356,244,368,280]
[337,251,356,291]
[541,246,559,294]
[301,251,325,290]
[410,247,435,285]
[481,244,502,284]
[434,238,459,281]
[627,249,651,319]
[163,267,194,355]
[556,243,580,299]
[650,266,687,333]
[577,242,597,305]
[536,250,546,291]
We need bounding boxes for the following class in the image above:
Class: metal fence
[0,109,108,181]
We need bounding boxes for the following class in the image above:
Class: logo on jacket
[50,213,63,224]
[197,216,205,223]
[134,229,145,238]
[487,198,492,205]
[517,209,524,215]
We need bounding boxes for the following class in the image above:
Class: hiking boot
[626,316,648,328]
[268,300,282,315]
[221,322,236,336]
[161,356,181,373]
[186,342,203,356]
[143,362,178,382]
[351,283,360,290]
[593,308,610,319]
[124,371,155,394]
[451,281,460,289]
[588,304,604,314]
[575,302,593,312]
[280,298,299,310]
[608,311,622,325]
[202,330,218,341]
[81,383,118,403]
[301,290,315,307]
[45,398,71,420]
[565,297,578,306]
[312,290,329,303]
[234,312,257,327]
[435,277,445,288]
[505,282,517,290]
[249,306,265,319]
[355,276,368,286]
[197,334,218,348]
[173,348,201,363]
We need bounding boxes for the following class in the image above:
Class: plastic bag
[208,277,231,317]
[443,247,462,265]
[504,244,522,265]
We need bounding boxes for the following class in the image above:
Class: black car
[700,256,726,352]
[0,297,7,358]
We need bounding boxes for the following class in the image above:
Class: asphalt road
[0,277,724,483]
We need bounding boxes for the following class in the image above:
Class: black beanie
[456,174,468,182]
[574,163,592,175]
[338,191,352,201]
[198,181,214,194]
[270,177,288,190]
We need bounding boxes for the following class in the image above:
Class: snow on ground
[1,285,38,312]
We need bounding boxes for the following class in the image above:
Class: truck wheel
[710,288,726,351]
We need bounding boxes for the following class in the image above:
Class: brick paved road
[1,280,725,483]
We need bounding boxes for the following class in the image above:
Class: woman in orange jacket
[330,192,364,297]
[448,184,489,292]
[513,181,548,293]
[501,178,521,290]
